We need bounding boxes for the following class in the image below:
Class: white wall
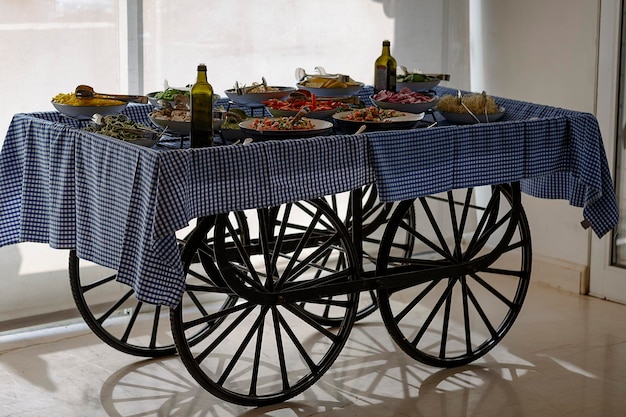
[472,0,601,291]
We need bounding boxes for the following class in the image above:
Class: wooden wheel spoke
[148,306,161,349]
[271,307,291,391]
[280,210,325,283]
[465,285,498,338]
[469,272,517,308]
[293,201,335,230]
[394,280,439,322]
[312,250,333,281]
[269,204,293,275]
[461,277,473,355]
[286,233,343,281]
[183,301,253,332]
[249,313,266,396]
[466,208,512,260]
[283,268,353,291]
[362,200,385,221]
[419,196,453,257]
[81,273,117,293]
[299,297,352,308]
[225,216,263,286]
[185,290,219,320]
[451,189,474,258]
[185,283,232,295]
[399,218,456,263]
[463,190,503,257]
[120,303,143,343]
[284,303,340,342]
[276,308,319,372]
[259,207,281,291]
[217,306,269,385]
[410,279,457,347]
[440,286,454,358]
[97,289,135,324]
[275,245,350,283]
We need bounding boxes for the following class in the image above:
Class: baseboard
[531,254,589,294]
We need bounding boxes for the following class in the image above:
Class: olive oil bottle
[374,40,397,93]
[190,63,213,147]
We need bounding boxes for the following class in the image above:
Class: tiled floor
[2,281,626,417]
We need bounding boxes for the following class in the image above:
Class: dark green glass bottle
[374,40,397,93]
[190,63,213,147]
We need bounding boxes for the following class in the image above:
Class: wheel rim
[376,184,531,367]
[171,200,359,406]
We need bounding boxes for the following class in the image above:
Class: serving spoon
[75,85,148,104]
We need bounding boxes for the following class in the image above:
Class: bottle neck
[197,70,208,83]
[381,43,391,57]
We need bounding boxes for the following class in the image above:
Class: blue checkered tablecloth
[368,87,618,239]
[0,86,618,306]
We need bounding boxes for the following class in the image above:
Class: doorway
[591,0,626,303]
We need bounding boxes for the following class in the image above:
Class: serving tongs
[288,91,360,105]
[75,85,148,104]
[457,90,484,123]
[398,66,450,82]
[235,77,269,95]
[295,67,351,83]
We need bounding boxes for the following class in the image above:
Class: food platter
[82,114,160,147]
[370,94,439,114]
[396,79,441,92]
[438,106,506,124]
[239,117,333,141]
[296,82,364,98]
[332,109,424,133]
[52,101,127,120]
[225,87,295,106]
[149,114,190,134]
[267,107,338,120]
[147,91,220,108]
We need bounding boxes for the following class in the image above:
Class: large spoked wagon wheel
[69,214,249,357]
[69,250,179,357]
[313,185,415,325]
[376,183,531,368]
[171,199,360,406]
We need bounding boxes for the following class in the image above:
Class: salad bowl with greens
[396,68,444,92]
[147,87,220,108]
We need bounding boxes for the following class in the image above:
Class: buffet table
[0,86,619,405]
[0,87,617,306]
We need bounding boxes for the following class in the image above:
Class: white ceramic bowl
[224,87,295,106]
[332,110,424,133]
[52,101,127,120]
[266,107,338,120]
[149,114,190,134]
[296,82,364,97]
[438,106,506,124]
[239,117,333,140]
[147,91,220,108]
[396,79,441,92]
[370,95,440,114]
[149,114,224,134]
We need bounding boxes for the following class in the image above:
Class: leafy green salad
[154,88,190,100]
